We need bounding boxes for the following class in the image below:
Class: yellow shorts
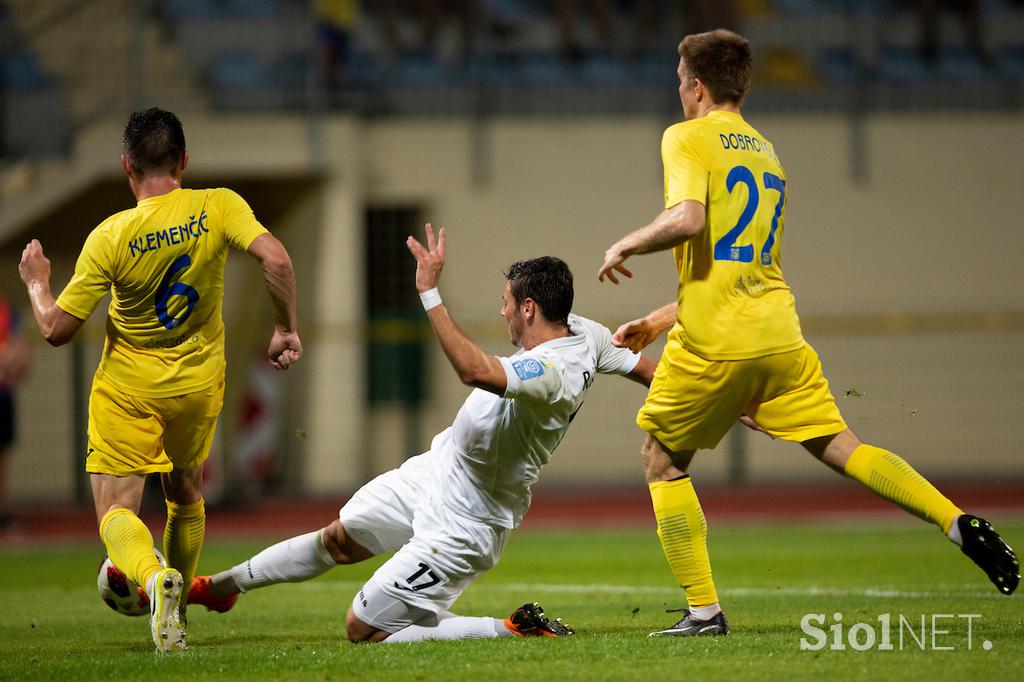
[85,374,224,476]
[637,340,846,452]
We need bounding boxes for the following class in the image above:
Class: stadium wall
[3,112,1021,503]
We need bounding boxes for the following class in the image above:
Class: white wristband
[419,287,442,311]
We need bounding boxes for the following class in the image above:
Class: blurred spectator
[376,0,477,64]
[315,0,359,94]
[917,0,994,69]
[0,297,31,529]
[555,0,614,62]
[679,0,741,34]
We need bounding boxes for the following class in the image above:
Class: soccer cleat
[504,602,575,638]
[958,514,1019,596]
[150,568,187,652]
[648,608,729,637]
[187,576,239,613]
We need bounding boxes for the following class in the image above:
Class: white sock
[146,572,159,601]
[688,603,721,621]
[230,530,336,592]
[947,514,964,546]
[384,616,512,643]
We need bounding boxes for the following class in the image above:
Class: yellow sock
[163,499,206,605]
[98,508,163,590]
[845,444,963,534]
[649,476,718,608]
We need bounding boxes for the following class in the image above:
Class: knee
[345,608,375,643]
[641,435,689,483]
[322,520,368,565]
[162,469,204,505]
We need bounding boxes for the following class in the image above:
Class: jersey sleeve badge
[512,358,547,381]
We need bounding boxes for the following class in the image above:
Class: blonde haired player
[598,29,1018,637]
[18,108,302,651]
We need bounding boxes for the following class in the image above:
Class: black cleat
[504,602,575,637]
[958,514,1019,596]
[648,608,729,637]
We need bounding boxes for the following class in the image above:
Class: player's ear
[121,154,132,177]
[180,150,189,173]
[522,298,536,322]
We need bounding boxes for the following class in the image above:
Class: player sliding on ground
[193,225,657,642]
[597,29,1019,638]
[18,108,302,652]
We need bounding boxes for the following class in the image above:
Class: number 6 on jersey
[154,254,200,329]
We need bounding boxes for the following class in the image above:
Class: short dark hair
[122,108,186,178]
[678,29,753,105]
[503,256,573,326]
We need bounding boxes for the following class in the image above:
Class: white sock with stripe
[229,530,336,592]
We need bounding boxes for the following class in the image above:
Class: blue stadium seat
[818,47,860,86]
[2,51,50,91]
[877,47,933,85]
[207,51,274,91]
[388,51,450,89]
[938,48,998,82]
[998,45,1024,78]
[580,51,630,86]
[517,51,573,87]
[164,0,281,19]
[347,51,386,88]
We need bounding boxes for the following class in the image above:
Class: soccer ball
[96,550,166,617]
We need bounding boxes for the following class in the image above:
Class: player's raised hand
[268,328,303,371]
[612,316,659,353]
[739,414,775,439]
[19,239,51,286]
[406,223,446,292]
[597,242,633,285]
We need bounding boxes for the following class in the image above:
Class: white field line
[286,580,996,600]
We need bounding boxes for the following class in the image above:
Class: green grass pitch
[1,519,1021,681]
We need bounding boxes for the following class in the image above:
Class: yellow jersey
[662,110,803,360]
[56,187,268,398]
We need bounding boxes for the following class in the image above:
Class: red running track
[2,480,1022,546]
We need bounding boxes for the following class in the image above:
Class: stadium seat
[2,51,50,91]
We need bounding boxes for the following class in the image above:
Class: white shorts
[339,453,511,633]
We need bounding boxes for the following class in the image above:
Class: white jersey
[429,314,640,528]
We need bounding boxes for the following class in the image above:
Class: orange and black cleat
[504,602,575,637]
[187,575,239,613]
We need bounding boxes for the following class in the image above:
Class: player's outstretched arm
[18,239,84,346]
[247,233,302,370]
[612,301,677,352]
[626,355,658,387]
[597,200,706,284]
[406,224,508,396]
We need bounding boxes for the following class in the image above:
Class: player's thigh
[86,376,171,476]
[354,514,510,633]
[637,342,762,451]
[338,453,437,555]
[746,344,847,443]
[162,380,224,470]
[90,473,147,521]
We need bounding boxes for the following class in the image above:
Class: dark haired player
[199,225,657,643]
[18,108,302,651]
[598,29,1019,637]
